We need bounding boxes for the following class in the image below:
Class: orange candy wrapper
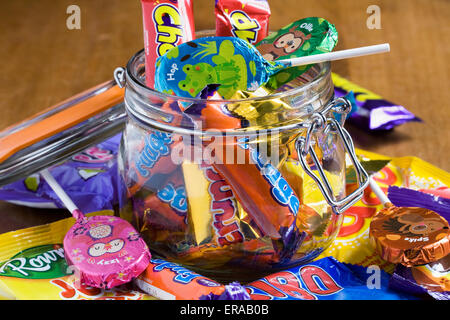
[134,258,249,300]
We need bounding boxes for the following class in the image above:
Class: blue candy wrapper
[245,256,418,300]
[154,36,281,99]
[0,134,121,213]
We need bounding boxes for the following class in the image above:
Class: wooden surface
[0,0,449,234]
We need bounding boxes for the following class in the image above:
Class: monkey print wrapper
[256,17,338,90]
[369,206,450,267]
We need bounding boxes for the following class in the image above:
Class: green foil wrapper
[256,17,338,90]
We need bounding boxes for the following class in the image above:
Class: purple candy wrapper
[200,282,251,300]
[388,186,450,220]
[332,73,421,131]
[0,134,121,213]
[387,187,450,300]
[389,256,450,300]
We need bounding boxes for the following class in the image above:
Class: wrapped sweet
[215,0,271,44]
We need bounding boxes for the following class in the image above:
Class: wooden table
[0,0,449,234]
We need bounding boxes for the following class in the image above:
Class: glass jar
[114,45,369,283]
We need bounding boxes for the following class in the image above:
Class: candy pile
[0,0,442,301]
[128,0,349,283]
[1,149,448,300]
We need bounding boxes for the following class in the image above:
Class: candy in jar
[141,0,195,88]
[215,0,271,44]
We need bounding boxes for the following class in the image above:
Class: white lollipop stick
[41,168,83,219]
[369,177,391,206]
[279,43,390,67]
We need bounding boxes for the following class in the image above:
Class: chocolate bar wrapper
[332,73,421,131]
[388,186,450,220]
[245,256,418,300]
[0,133,121,213]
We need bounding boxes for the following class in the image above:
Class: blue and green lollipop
[154,26,389,99]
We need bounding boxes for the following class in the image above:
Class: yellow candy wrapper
[317,149,450,273]
[0,210,155,300]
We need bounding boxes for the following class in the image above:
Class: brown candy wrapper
[370,206,450,266]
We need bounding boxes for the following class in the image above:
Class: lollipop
[154,36,389,99]
[40,168,151,289]
[256,17,338,62]
[368,178,450,267]
[255,17,338,89]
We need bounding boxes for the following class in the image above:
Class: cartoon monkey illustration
[382,211,448,237]
[258,26,312,61]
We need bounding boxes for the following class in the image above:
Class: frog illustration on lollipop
[177,39,250,99]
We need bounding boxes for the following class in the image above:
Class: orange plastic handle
[0,82,125,164]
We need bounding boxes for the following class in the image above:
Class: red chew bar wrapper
[215,0,271,45]
[141,0,195,88]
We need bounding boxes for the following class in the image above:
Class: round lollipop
[255,17,339,89]
[154,36,389,99]
[40,168,151,289]
[368,178,450,267]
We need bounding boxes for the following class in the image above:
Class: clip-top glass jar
[114,43,369,283]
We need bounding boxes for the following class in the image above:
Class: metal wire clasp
[295,97,369,215]
[114,67,126,88]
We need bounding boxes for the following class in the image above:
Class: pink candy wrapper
[64,215,151,289]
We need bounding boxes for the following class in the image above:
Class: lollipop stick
[40,168,84,220]
[369,177,392,207]
[280,43,390,67]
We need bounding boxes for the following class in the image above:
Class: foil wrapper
[256,17,338,90]
[389,254,450,300]
[370,206,450,266]
[154,36,281,99]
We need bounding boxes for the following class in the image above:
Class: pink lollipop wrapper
[64,215,151,289]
